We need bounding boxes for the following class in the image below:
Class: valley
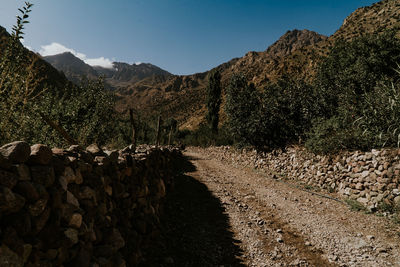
[1,0,400,266]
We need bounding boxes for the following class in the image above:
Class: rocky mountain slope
[43,52,98,84]
[332,0,400,41]
[3,0,400,130]
[122,0,400,130]
[43,52,172,91]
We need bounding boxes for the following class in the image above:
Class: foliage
[345,199,368,212]
[313,29,400,119]
[354,77,400,148]
[175,123,233,147]
[34,78,117,146]
[307,30,400,153]
[205,69,222,134]
[0,2,126,148]
[225,74,313,150]
[0,2,46,144]
[12,2,33,40]
[225,74,262,148]
[259,77,314,148]
[305,116,368,154]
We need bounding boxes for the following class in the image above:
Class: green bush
[176,123,233,147]
[305,116,368,154]
[259,77,314,147]
[205,70,222,134]
[354,77,400,148]
[313,29,400,119]
[308,30,400,153]
[225,74,263,148]
[0,3,127,147]
[225,74,314,150]
[34,78,118,146]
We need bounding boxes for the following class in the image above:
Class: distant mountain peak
[43,52,98,84]
[43,52,171,87]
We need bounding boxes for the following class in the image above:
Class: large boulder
[86,144,104,156]
[28,144,53,165]
[0,141,31,163]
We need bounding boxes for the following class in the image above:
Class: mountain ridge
[128,0,400,130]
[43,52,172,90]
[2,0,400,130]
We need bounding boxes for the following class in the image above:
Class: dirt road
[144,149,400,266]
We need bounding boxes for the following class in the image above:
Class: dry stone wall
[203,146,400,212]
[0,141,182,266]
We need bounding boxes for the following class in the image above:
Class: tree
[0,2,122,147]
[313,29,400,119]
[259,77,314,147]
[225,74,262,147]
[205,69,222,134]
[0,2,41,144]
[307,30,400,153]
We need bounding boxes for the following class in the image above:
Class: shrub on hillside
[225,74,263,148]
[205,70,222,134]
[176,123,233,147]
[313,29,400,119]
[259,77,314,147]
[305,116,368,154]
[355,75,400,148]
[225,74,314,150]
[0,3,124,147]
[308,30,400,153]
[34,78,118,146]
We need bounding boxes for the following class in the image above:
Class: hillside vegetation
[0,4,131,148]
[2,0,400,154]
[109,0,400,130]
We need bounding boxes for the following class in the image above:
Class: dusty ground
[143,148,400,267]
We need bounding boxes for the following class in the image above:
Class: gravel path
[144,148,400,266]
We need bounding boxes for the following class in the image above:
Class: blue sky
[0,0,378,74]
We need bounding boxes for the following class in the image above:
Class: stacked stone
[206,146,400,211]
[0,141,181,266]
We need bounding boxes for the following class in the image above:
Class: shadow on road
[142,155,245,266]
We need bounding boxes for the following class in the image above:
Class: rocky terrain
[0,141,182,266]
[165,147,400,266]
[114,0,400,130]
[202,146,400,213]
[1,140,399,266]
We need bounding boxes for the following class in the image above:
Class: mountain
[266,29,328,58]
[3,0,399,131]
[117,0,400,130]
[331,0,400,41]
[43,52,172,95]
[44,52,98,84]
[0,26,73,94]
[113,29,327,130]
[97,62,172,93]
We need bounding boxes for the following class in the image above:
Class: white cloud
[85,57,113,69]
[38,42,114,69]
[134,62,142,65]
[39,42,80,58]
